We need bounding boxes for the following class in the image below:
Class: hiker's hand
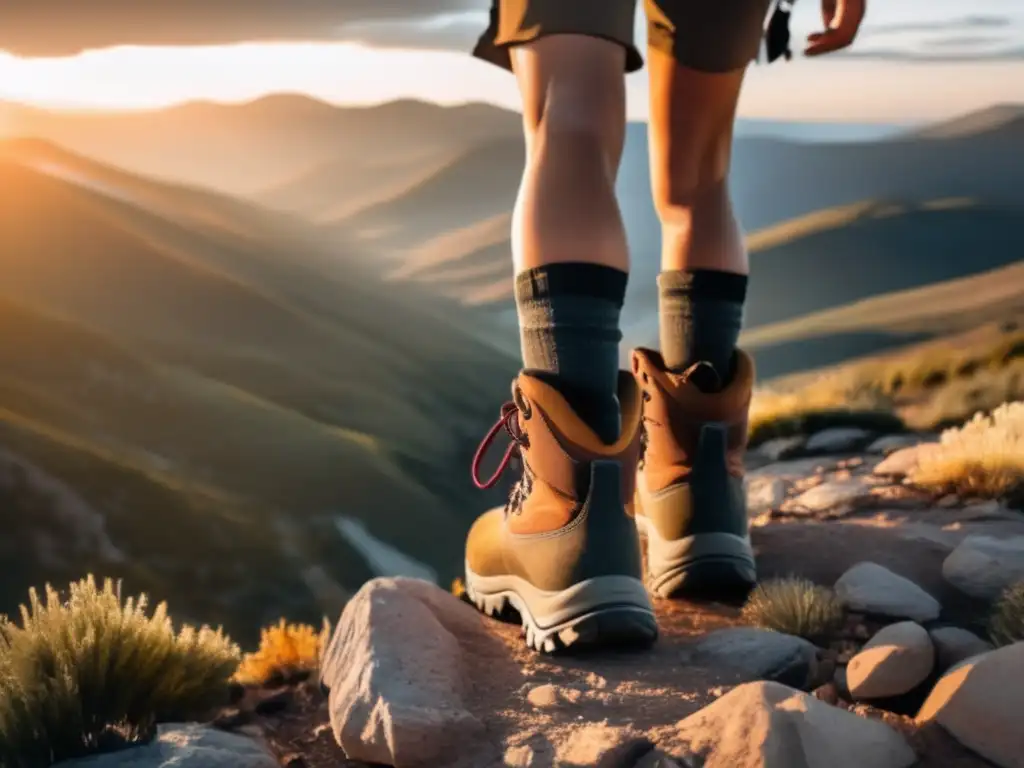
[804,0,866,56]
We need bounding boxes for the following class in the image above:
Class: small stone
[747,477,787,515]
[868,435,927,455]
[59,724,279,767]
[847,621,935,700]
[942,536,1024,600]
[683,628,817,688]
[928,627,994,672]
[757,435,807,461]
[749,457,837,482]
[526,684,581,709]
[834,562,941,622]
[210,707,250,731]
[791,479,871,514]
[805,427,872,454]
[917,642,1024,768]
[873,445,938,477]
[553,726,652,767]
[662,681,916,768]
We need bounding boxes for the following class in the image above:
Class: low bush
[234,618,330,687]
[0,575,239,767]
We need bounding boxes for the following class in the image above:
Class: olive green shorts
[473,0,773,74]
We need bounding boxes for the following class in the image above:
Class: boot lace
[470,401,532,513]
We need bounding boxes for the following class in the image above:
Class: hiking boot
[631,348,757,599]
[464,371,657,653]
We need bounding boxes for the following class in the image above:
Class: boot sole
[635,515,757,601]
[464,566,658,654]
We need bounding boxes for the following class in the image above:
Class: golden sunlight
[0,42,517,111]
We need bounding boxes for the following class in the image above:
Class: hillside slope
[625,198,1024,378]
[0,139,516,641]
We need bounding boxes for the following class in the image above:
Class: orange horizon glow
[1,42,1024,123]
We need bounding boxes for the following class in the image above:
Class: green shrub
[989,580,1024,647]
[0,575,240,767]
[741,576,845,643]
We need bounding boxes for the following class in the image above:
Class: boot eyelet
[513,386,533,419]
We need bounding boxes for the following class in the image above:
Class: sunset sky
[1,0,1023,122]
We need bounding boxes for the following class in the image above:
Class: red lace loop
[471,402,527,490]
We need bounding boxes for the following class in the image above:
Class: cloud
[828,14,1024,62]
[0,0,485,57]
[862,14,1012,37]
[336,11,488,51]
[832,47,1024,63]
[924,35,1014,50]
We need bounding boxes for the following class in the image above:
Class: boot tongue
[675,360,724,394]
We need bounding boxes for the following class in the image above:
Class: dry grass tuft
[234,618,331,687]
[741,576,845,643]
[910,401,1024,505]
[989,581,1024,647]
[0,575,239,768]
[450,577,466,599]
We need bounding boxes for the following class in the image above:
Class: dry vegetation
[989,581,1024,647]
[0,576,239,768]
[910,401,1024,505]
[234,618,331,687]
[740,577,845,643]
[749,328,1024,446]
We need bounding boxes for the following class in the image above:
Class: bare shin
[647,51,749,275]
[510,36,630,274]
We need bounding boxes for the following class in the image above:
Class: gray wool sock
[515,263,628,443]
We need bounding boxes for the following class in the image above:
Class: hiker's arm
[804,0,866,56]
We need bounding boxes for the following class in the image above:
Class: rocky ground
[75,427,1024,767]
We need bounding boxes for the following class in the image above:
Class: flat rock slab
[683,628,817,688]
[835,561,941,622]
[60,724,278,768]
[790,479,872,515]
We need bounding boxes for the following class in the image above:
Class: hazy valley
[0,96,1022,641]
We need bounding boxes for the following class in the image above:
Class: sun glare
[0,41,520,112]
[1,39,1024,122]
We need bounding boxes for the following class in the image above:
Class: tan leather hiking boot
[465,371,657,653]
[631,348,757,599]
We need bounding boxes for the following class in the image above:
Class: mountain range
[0,96,1022,638]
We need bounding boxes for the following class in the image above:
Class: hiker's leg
[628,1,770,600]
[646,0,770,379]
[464,3,657,653]
[473,2,641,442]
